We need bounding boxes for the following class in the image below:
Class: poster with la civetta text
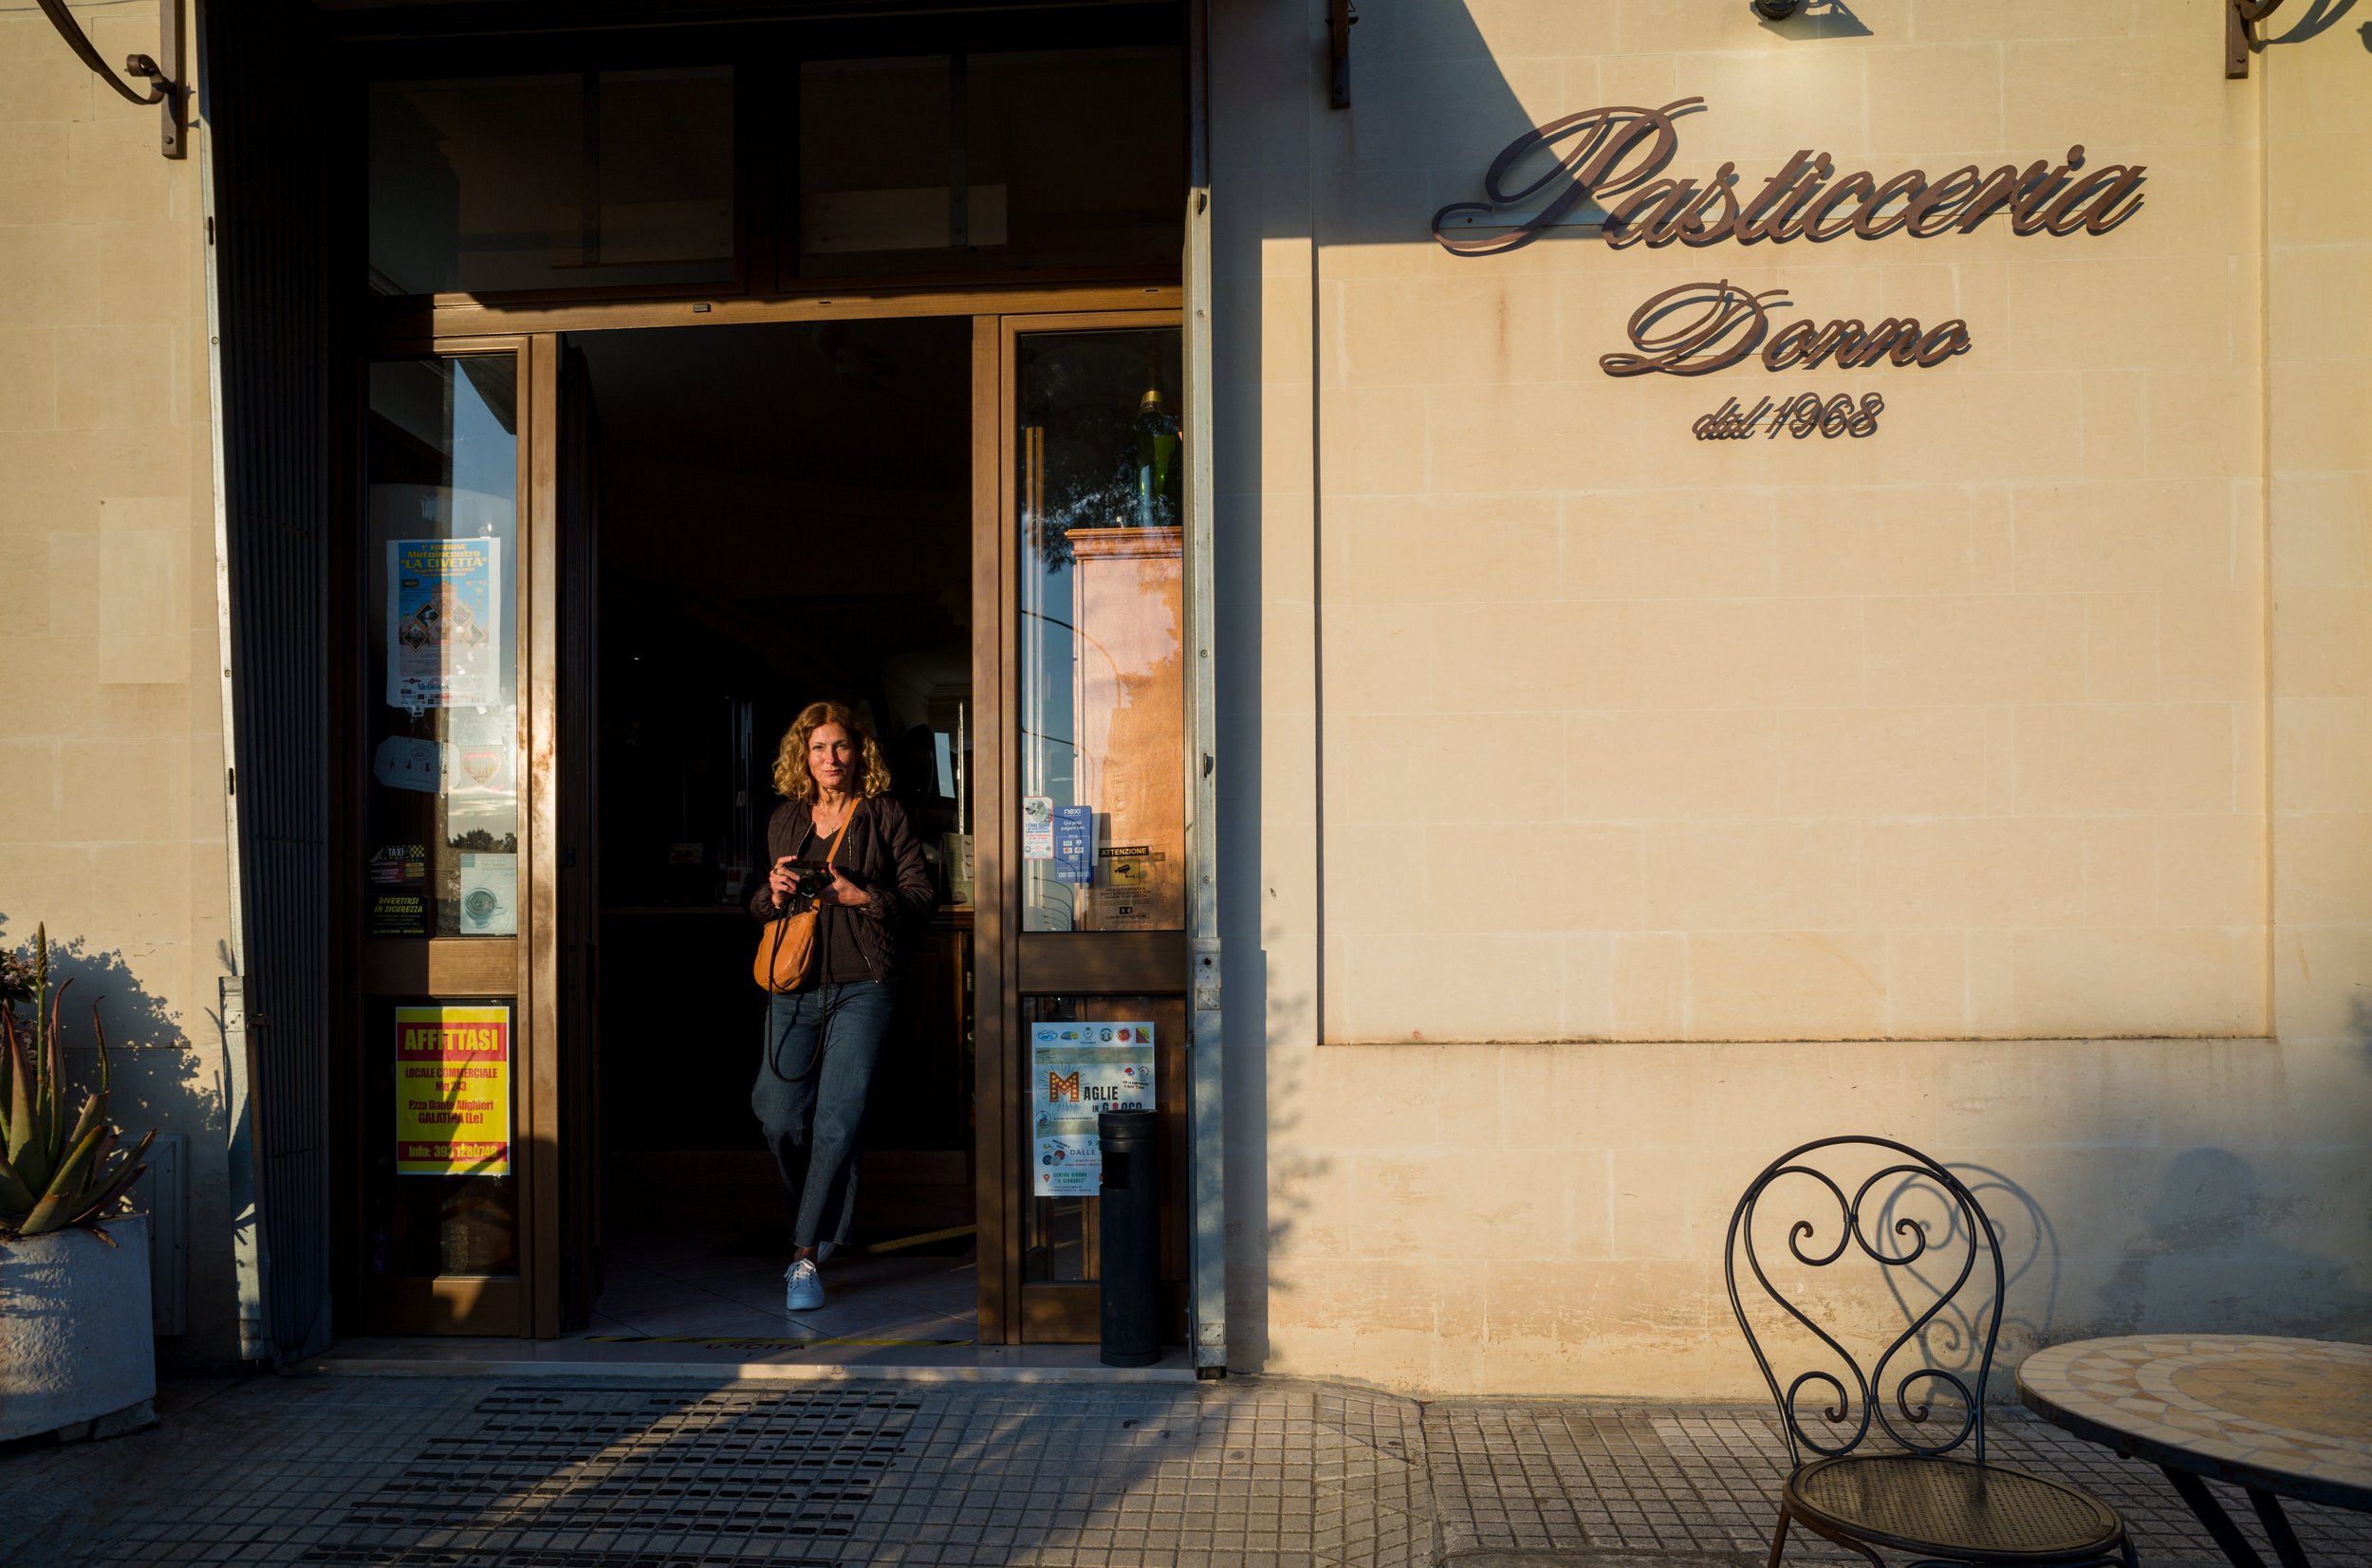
[387,538,501,710]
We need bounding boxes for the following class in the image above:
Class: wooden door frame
[989,308,1191,1345]
[970,314,1012,1346]
[349,289,1184,1344]
[524,333,565,1337]
[345,334,539,1337]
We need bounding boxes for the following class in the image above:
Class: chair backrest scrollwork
[1723,1135,2005,1468]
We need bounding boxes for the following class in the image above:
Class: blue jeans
[752,982,895,1251]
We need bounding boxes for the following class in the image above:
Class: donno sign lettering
[1430,97,2145,436]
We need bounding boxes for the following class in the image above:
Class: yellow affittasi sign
[394,1005,511,1176]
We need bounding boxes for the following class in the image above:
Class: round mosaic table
[2017,1335,2372,1568]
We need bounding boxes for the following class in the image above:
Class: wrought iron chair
[1725,1136,2136,1568]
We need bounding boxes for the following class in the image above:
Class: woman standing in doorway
[749,700,935,1313]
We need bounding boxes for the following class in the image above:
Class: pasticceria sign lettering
[1433,98,2146,256]
[1431,98,2145,434]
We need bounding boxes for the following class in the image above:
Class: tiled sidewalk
[5,1371,2369,1567]
[1426,1403,2372,1565]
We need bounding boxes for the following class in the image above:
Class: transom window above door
[364,39,1185,304]
[370,69,738,297]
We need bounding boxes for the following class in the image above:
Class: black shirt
[749,795,936,987]
[808,822,871,987]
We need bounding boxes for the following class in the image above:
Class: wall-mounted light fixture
[1329,0,1359,109]
[34,0,185,159]
[2227,0,2286,77]
[1751,0,1806,17]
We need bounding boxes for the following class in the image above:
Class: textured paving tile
[12,1375,2372,1568]
[1421,1401,2372,1568]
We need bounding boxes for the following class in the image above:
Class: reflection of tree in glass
[449,829,519,852]
[1028,390,1182,569]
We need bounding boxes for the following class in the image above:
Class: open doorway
[568,319,981,1347]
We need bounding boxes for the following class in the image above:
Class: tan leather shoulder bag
[751,802,859,993]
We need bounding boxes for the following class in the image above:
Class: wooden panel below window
[1017,931,1186,994]
[1019,1282,1187,1345]
[361,938,520,996]
[359,1275,523,1337]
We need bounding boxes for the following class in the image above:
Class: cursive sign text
[1435,99,2144,256]
[1601,279,1972,378]
[1695,393,1885,440]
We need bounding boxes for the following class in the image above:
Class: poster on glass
[1029,1022,1156,1197]
[386,537,503,710]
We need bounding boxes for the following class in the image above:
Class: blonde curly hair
[771,700,892,803]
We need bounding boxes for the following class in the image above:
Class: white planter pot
[0,1214,158,1442]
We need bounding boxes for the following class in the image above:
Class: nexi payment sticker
[1052,804,1094,886]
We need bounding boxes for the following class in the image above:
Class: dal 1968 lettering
[1695,393,1885,441]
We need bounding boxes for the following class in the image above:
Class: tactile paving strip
[300,1385,918,1566]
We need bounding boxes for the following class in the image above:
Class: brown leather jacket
[746,796,936,985]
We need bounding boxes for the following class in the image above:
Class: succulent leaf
[91,1001,112,1094]
[59,1090,105,1166]
[77,1133,154,1222]
[44,975,72,1168]
[0,924,154,1240]
[9,1102,50,1196]
[1,1005,23,1148]
[3,1007,31,1170]
[20,1119,106,1234]
[0,1146,35,1213]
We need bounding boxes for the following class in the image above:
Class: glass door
[347,341,555,1336]
[991,315,1191,1343]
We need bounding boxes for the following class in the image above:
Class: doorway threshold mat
[708,1223,979,1259]
[582,1333,976,1346]
[318,1337,1200,1383]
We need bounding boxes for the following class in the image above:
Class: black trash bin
[1097,1107,1159,1368]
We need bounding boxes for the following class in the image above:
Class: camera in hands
[776,857,837,910]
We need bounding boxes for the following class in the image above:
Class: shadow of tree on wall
[1875,1144,2372,1381]
[1208,0,1536,1376]
[1,911,226,1343]
[2095,1147,2372,1339]
[1226,976,1321,1374]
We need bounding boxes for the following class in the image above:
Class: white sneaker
[784,1258,825,1313]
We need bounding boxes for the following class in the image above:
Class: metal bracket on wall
[1328,0,1357,109]
[34,0,186,158]
[2227,0,2285,78]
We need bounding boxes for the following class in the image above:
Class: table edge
[2014,1356,2372,1514]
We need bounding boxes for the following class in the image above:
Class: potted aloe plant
[1,925,158,1441]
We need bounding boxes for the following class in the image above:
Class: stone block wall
[0,4,235,1363]
[1212,0,2372,1393]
